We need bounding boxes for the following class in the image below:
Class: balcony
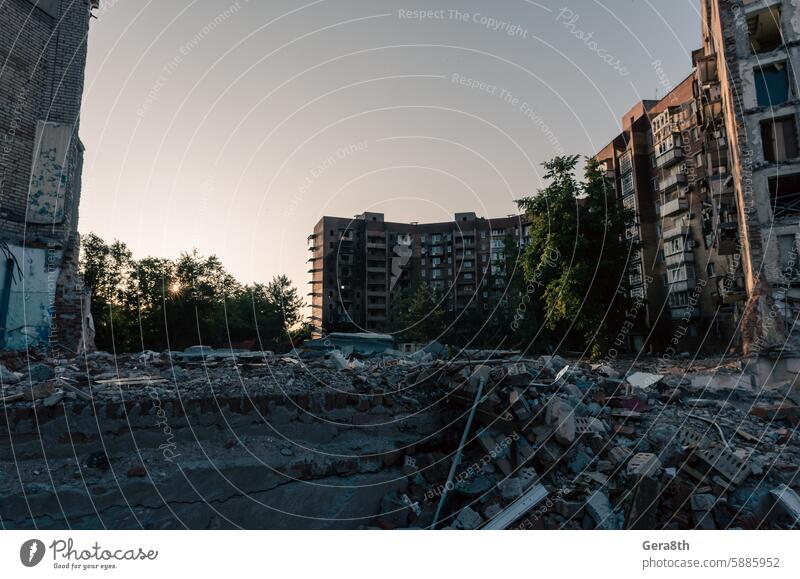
[655,147,684,169]
[662,225,690,240]
[695,54,718,86]
[708,174,732,197]
[660,197,689,217]
[718,276,746,304]
[665,251,695,268]
[659,172,687,192]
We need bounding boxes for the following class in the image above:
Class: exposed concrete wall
[704,0,800,361]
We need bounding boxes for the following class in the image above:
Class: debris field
[1,341,798,530]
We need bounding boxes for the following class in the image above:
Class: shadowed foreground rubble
[0,346,798,530]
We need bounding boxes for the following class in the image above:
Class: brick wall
[0,0,94,352]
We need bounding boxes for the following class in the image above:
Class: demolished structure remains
[0,345,797,529]
[0,0,96,354]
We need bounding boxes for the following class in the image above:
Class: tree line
[79,234,310,352]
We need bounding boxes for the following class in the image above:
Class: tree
[265,274,305,334]
[402,282,446,343]
[516,155,638,356]
[80,233,136,350]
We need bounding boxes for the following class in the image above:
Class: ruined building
[697,0,800,378]
[0,0,97,352]
[308,212,529,334]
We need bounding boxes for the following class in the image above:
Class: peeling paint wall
[0,245,62,349]
[27,121,72,224]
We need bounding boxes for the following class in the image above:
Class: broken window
[777,234,799,278]
[748,7,782,54]
[769,173,800,217]
[755,63,791,107]
[761,116,799,163]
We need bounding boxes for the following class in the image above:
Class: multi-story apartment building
[308,212,529,334]
[0,0,97,352]
[698,0,799,375]
[595,71,742,353]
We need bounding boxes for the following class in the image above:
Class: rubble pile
[0,344,797,529]
[377,352,800,530]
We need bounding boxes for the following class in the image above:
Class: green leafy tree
[516,155,638,355]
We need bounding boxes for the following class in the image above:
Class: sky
[79,0,702,294]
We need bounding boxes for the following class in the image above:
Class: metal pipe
[432,375,486,528]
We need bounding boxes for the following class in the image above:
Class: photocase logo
[19,539,46,567]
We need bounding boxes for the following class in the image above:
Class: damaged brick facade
[699,0,800,371]
[0,0,97,353]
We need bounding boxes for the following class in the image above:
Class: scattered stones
[0,363,22,385]
[0,345,796,531]
[27,362,55,382]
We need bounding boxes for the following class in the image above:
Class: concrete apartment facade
[697,0,800,377]
[595,72,740,354]
[0,0,97,352]
[308,212,529,334]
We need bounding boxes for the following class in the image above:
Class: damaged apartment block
[699,0,800,379]
[0,0,96,353]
